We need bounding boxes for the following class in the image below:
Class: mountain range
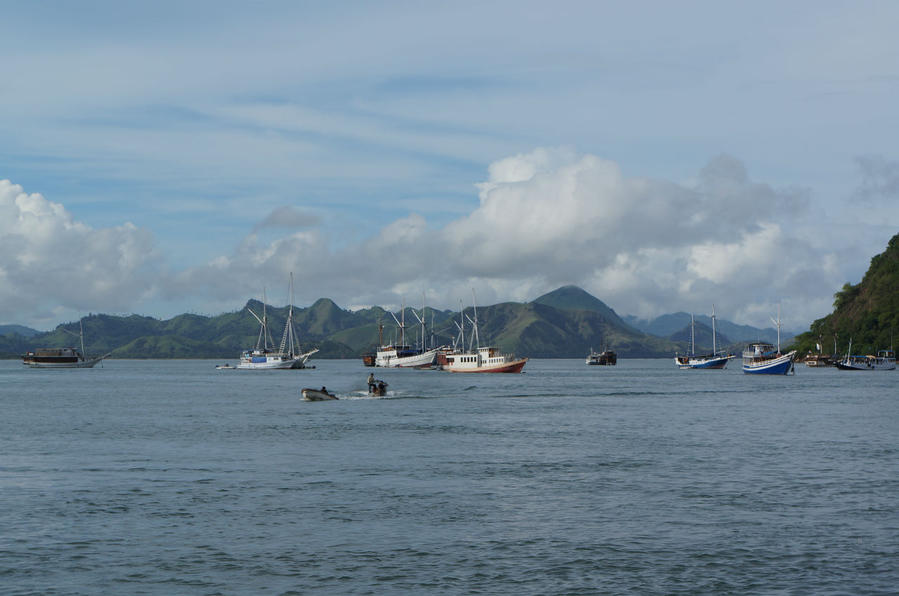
[0,285,785,360]
[624,312,795,346]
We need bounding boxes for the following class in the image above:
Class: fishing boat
[742,305,796,374]
[441,294,527,373]
[301,387,338,401]
[674,307,734,369]
[371,300,438,368]
[586,348,617,365]
[22,320,109,369]
[237,273,318,370]
[835,339,896,370]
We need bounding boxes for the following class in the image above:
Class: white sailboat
[238,273,318,370]
[373,298,438,368]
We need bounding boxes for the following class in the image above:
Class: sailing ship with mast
[237,273,318,370]
[742,304,796,374]
[441,293,527,373]
[22,319,110,368]
[674,306,735,369]
[371,298,439,368]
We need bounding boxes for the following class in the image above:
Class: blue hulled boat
[674,307,735,370]
[742,305,795,374]
[742,343,796,374]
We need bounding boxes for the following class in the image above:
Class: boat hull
[835,360,896,371]
[742,351,796,374]
[302,388,338,401]
[237,349,318,370]
[446,358,528,373]
[23,356,106,369]
[374,347,438,368]
[675,355,732,369]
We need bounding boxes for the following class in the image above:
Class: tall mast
[459,299,465,352]
[711,304,717,355]
[472,289,480,351]
[690,313,695,356]
[770,303,782,354]
[79,319,86,358]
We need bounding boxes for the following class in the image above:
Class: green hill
[793,233,899,355]
[1,286,695,359]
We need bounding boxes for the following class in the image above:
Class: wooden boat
[22,320,110,369]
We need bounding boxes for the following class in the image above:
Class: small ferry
[439,292,526,373]
[443,346,528,373]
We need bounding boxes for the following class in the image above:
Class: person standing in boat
[367,372,375,391]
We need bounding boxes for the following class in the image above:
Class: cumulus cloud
[3,149,857,330]
[0,180,158,327]
[252,206,321,233]
[160,148,845,329]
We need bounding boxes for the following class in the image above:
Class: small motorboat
[301,387,338,401]
[368,379,388,396]
[215,363,236,369]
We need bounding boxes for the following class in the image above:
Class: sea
[1,358,896,595]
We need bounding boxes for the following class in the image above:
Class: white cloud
[151,148,850,330]
[3,147,880,331]
[0,180,158,327]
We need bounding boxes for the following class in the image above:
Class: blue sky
[2,1,898,330]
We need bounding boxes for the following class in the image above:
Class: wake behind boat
[238,273,318,370]
[22,320,110,369]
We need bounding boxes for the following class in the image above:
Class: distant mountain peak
[533,286,613,312]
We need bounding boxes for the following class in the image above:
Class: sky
[2,1,898,331]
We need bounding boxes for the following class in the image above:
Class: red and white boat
[442,346,527,373]
[439,292,527,373]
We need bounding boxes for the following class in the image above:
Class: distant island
[1,286,791,360]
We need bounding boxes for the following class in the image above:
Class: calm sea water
[1,358,896,595]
